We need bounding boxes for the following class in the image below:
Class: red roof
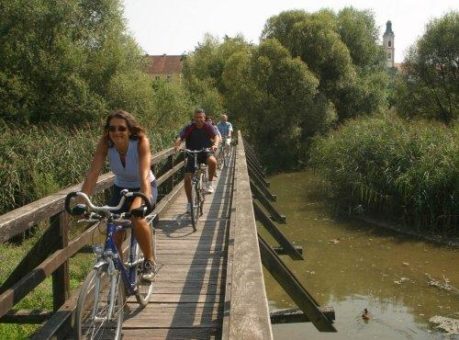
[145,55,184,75]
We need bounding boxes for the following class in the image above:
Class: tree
[395,11,459,124]
[336,7,385,69]
[261,9,388,122]
[222,39,334,169]
[0,0,152,124]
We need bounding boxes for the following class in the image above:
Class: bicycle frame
[97,219,140,297]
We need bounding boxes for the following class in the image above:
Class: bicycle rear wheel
[224,145,231,166]
[217,147,224,169]
[75,267,124,340]
[190,180,200,231]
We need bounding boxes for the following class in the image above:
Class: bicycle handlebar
[180,148,212,154]
[65,190,153,218]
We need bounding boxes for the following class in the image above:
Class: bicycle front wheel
[190,181,200,231]
[134,241,154,306]
[75,267,124,340]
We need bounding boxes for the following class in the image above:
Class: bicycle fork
[91,257,120,323]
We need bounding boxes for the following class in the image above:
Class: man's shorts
[185,151,210,173]
[109,180,158,213]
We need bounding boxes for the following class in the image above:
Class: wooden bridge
[0,131,335,339]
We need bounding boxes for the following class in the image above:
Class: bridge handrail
[221,131,273,339]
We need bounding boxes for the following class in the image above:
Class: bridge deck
[122,161,234,339]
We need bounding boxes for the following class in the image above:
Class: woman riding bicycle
[80,110,158,281]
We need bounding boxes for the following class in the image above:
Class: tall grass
[0,120,181,215]
[310,112,459,235]
[0,223,95,339]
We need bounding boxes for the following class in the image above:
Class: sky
[122,0,459,63]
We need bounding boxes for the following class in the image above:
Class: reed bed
[310,113,459,235]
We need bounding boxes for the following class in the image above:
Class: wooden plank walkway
[122,157,234,339]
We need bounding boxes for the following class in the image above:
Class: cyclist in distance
[80,110,158,281]
[216,113,233,150]
[205,115,221,138]
[174,108,220,212]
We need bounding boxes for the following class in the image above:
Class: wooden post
[167,155,174,193]
[50,212,70,312]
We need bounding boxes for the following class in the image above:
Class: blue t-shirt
[217,121,233,137]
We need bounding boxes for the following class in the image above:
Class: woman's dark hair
[103,110,146,146]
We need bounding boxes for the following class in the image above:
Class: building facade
[145,54,185,82]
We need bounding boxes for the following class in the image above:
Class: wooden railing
[0,146,186,338]
[221,131,273,339]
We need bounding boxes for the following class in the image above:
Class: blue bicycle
[65,190,156,340]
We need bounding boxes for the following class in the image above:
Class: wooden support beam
[251,181,285,223]
[273,245,303,255]
[270,307,335,324]
[0,309,52,324]
[245,150,265,175]
[249,169,277,202]
[247,158,270,187]
[258,235,337,332]
[253,202,301,260]
[245,149,265,173]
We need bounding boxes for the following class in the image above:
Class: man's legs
[207,155,217,181]
[205,155,217,193]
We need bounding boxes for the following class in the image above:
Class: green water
[264,171,459,339]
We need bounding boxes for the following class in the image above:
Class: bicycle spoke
[75,268,124,340]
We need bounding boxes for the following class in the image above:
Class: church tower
[383,21,395,68]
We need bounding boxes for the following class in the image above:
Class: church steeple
[383,21,395,68]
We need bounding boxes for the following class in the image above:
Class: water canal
[263,171,459,339]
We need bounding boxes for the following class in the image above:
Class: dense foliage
[0,0,156,124]
[394,11,459,124]
[310,113,459,234]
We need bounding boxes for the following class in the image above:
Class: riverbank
[356,216,459,248]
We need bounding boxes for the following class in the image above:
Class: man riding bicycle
[174,109,220,213]
[216,113,233,150]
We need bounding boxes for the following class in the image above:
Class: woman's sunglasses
[108,125,128,132]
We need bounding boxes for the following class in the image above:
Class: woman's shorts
[109,180,158,213]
